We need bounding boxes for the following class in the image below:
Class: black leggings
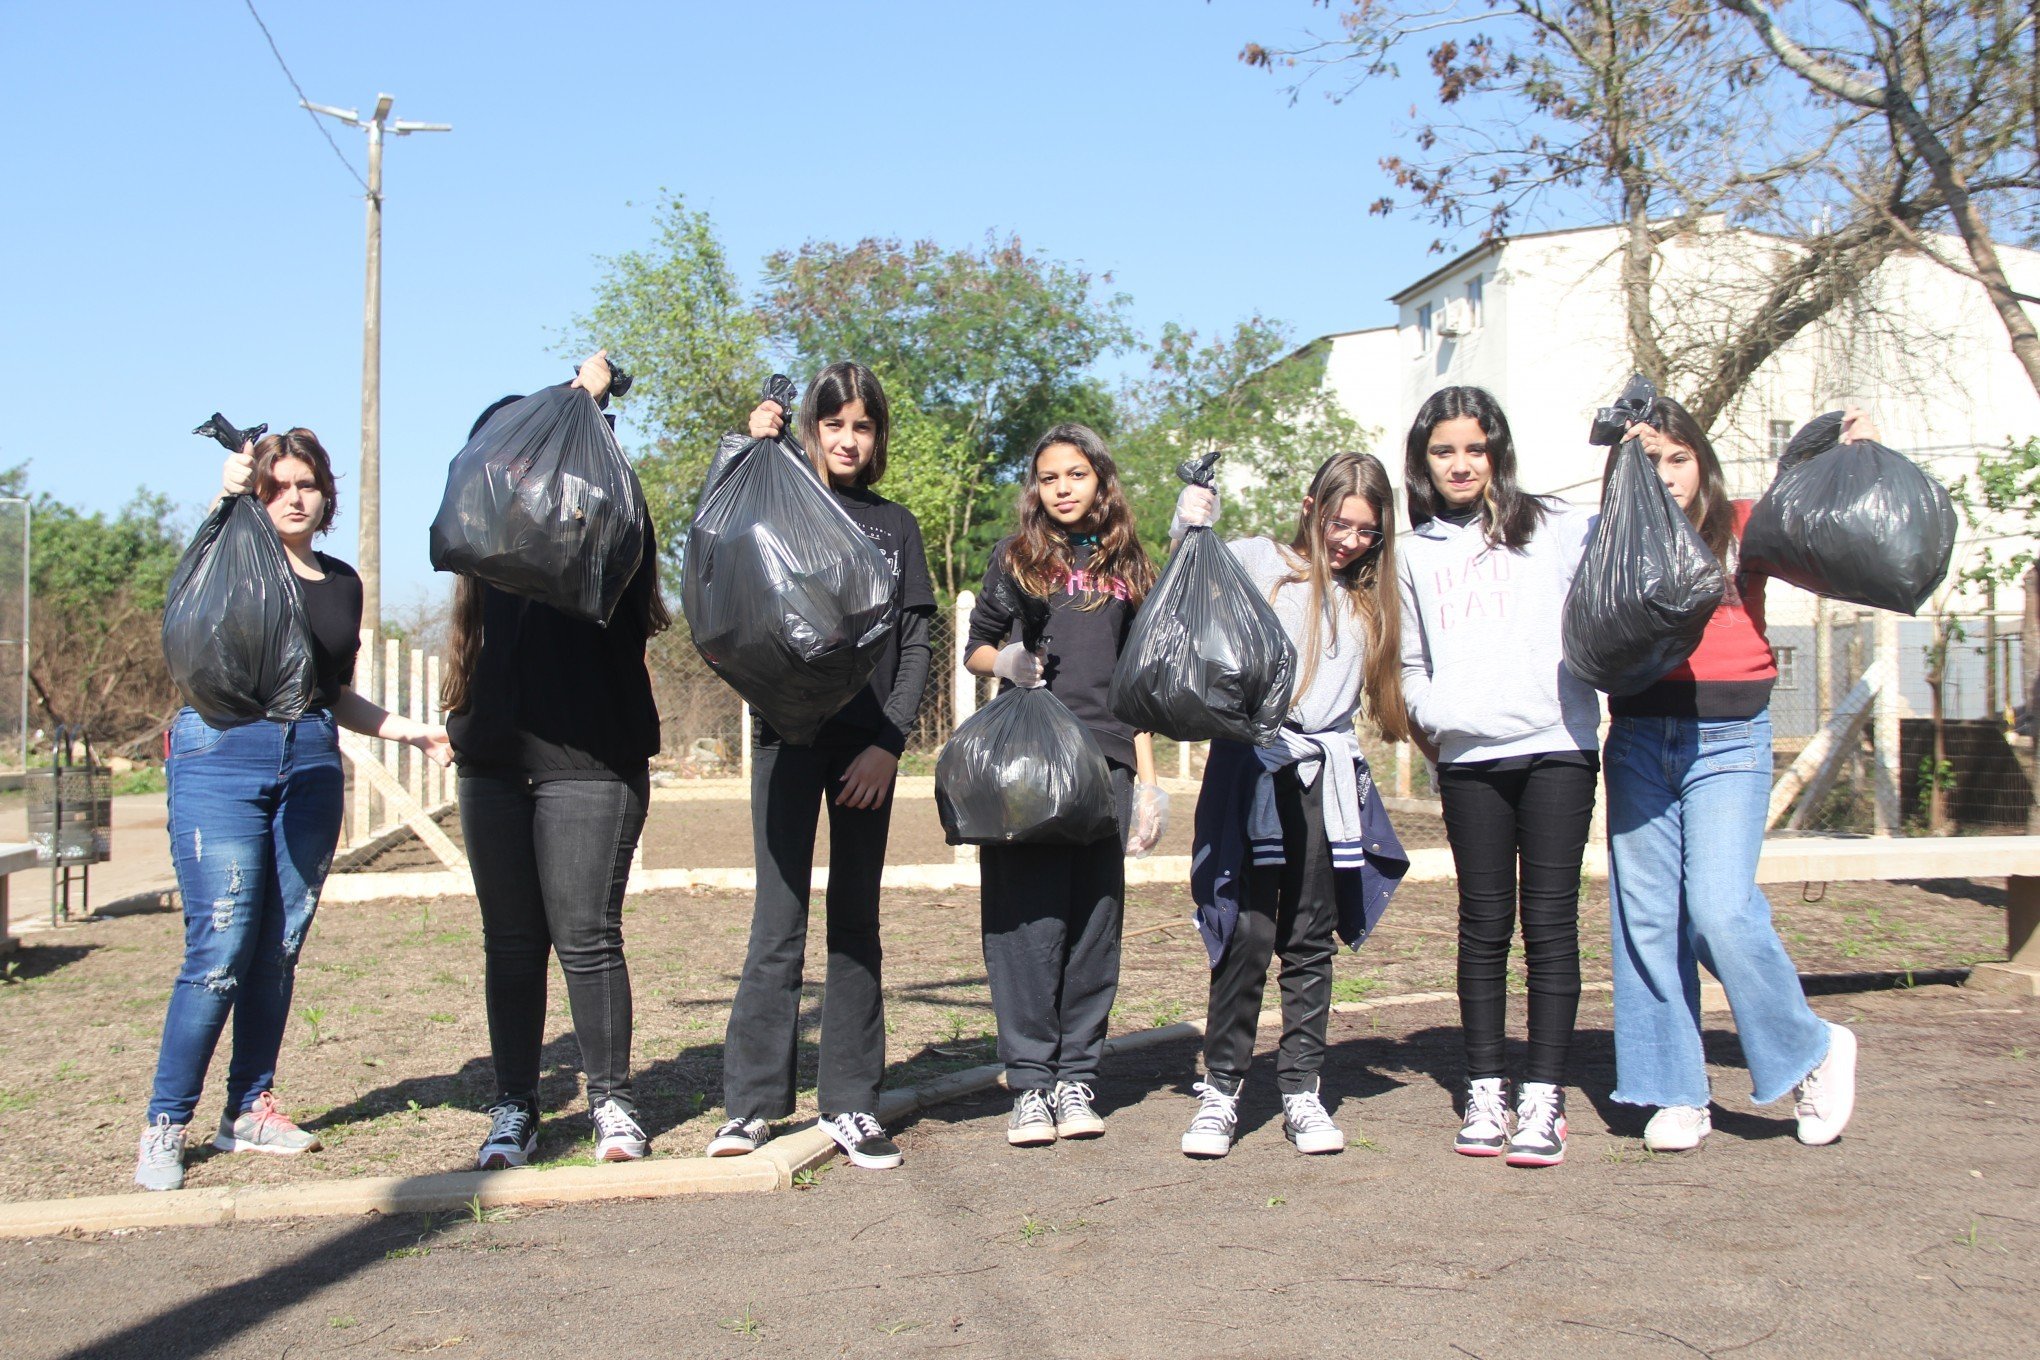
[1437,756,1597,1086]
[460,772,649,1111]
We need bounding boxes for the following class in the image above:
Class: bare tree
[1722,0,2040,398]
[1242,0,1942,427]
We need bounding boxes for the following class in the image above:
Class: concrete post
[1872,613,1902,835]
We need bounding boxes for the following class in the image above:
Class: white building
[1315,222,2040,735]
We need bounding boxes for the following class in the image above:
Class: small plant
[718,1305,763,1341]
[329,1316,358,1330]
[879,1320,928,1337]
[1019,1216,1053,1243]
[1266,1196,1286,1208]
[385,1245,429,1260]
[2,959,20,985]
[1147,999,1186,1027]
[298,1005,328,1047]
[427,1013,456,1024]
[466,1194,509,1224]
[1347,1132,1384,1153]
[791,1168,819,1189]
[2011,1046,2030,1061]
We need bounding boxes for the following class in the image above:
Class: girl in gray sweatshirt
[1396,385,1600,1169]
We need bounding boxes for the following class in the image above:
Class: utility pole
[302,94,449,636]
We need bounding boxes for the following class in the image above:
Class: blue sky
[3,1,1459,610]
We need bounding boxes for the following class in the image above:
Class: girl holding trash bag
[445,352,669,1171]
[963,423,1164,1148]
[1601,399,1864,1153]
[712,363,936,1171]
[1396,386,1600,1167]
[1173,452,1412,1160]
[137,431,452,1192]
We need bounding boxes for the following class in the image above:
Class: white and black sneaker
[592,1099,648,1162]
[1008,1089,1056,1147]
[1181,1077,1242,1159]
[1455,1077,1510,1157]
[1281,1082,1345,1155]
[706,1116,769,1157]
[477,1101,538,1171]
[1506,1082,1567,1167]
[819,1111,903,1170]
[1051,1080,1105,1139]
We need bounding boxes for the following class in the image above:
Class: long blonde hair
[1269,452,1409,742]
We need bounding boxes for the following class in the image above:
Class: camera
[1587,373,1658,447]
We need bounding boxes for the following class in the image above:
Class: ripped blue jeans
[147,708,344,1125]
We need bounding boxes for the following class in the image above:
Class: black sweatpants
[460,771,649,1112]
[1202,766,1339,1095]
[723,739,895,1119]
[1437,755,1598,1086]
[979,765,1133,1092]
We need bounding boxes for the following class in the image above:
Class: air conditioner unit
[1436,297,1474,338]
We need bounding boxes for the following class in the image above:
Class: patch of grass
[1330,975,1380,1004]
[328,1315,358,1330]
[718,1304,763,1341]
[427,1013,456,1024]
[384,1245,429,1260]
[1265,1196,1286,1208]
[1019,1215,1052,1243]
[1147,999,1186,1027]
[2010,1046,2030,1061]
[0,1090,35,1114]
[465,1194,511,1224]
[1347,1131,1385,1153]
[114,767,167,796]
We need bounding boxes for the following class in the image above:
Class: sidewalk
[0,793,174,936]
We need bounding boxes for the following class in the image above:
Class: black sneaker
[1008,1089,1056,1147]
[818,1111,903,1170]
[477,1101,537,1171]
[706,1116,769,1157]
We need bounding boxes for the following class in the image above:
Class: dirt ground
[0,851,2011,1203]
[0,984,2033,1359]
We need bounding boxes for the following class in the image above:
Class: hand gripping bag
[681,377,896,746]
[429,384,648,625]
[1107,452,1296,746]
[936,581,1118,846]
[1739,411,1956,615]
[1562,437,1726,695]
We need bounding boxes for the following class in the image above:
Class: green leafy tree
[1117,317,1371,557]
[761,235,1134,596]
[560,192,770,567]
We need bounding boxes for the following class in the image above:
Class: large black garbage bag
[162,494,317,725]
[429,384,648,625]
[1108,452,1295,745]
[1563,438,1726,695]
[681,378,895,746]
[937,688,1118,847]
[1740,412,1955,615]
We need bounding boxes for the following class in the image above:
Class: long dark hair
[1003,423,1155,610]
[1269,452,1410,742]
[797,362,892,488]
[1403,385,1548,550]
[1597,396,1736,564]
[441,394,671,714]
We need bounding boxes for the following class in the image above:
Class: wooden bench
[0,842,41,955]
[1750,835,2040,996]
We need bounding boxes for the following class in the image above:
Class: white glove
[1128,783,1169,857]
[993,642,1045,688]
[1171,485,1219,538]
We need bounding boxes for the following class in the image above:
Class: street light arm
[389,121,452,134]
[299,99,361,124]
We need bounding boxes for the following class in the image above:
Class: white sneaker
[1794,1022,1858,1146]
[1181,1078,1241,1159]
[592,1099,648,1161]
[1643,1104,1712,1152]
[1505,1082,1568,1167]
[1455,1077,1510,1157]
[1281,1086,1345,1155]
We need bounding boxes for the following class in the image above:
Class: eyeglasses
[1325,519,1384,548]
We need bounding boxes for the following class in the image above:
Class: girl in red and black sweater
[1599,396,1865,1155]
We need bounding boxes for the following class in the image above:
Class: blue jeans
[1604,710,1830,1108]
[147,709,345,1125]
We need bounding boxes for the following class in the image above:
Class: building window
[1769,419,1792,461]
[1466,274,1484,327]
[1775,645,1798,690]
[1417,302,1434,354]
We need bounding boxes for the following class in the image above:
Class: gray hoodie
[1396,504,1601,765]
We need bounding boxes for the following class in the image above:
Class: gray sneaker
[592,1099,648,1162]
[214,1091,322,1155]
[1051,1080,1105,1139]
[1008,1088,1056,1146]
[135,1115,187,1191]
[1181,1078,1242,1159]
[706,1116,769,1157]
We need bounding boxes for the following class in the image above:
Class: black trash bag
[163,415,316,724]
[936,581,1118,846]
[428,384,648,626]
[1107,451,1296,745]
[681,375,895,746]
[1740,412,1955,615]
[1563,437,1726,695]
